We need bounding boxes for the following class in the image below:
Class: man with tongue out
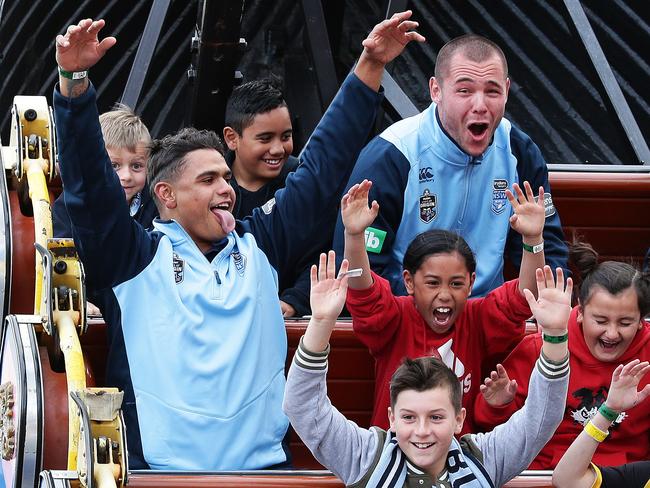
[53,12,424,472]
[333,33,568,298]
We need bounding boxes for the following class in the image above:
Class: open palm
[310,251,349,322]
[524,266,572,332]
[341,180,379,235]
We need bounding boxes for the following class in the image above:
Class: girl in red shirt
[474,242,650,469]
[341,179,547,434]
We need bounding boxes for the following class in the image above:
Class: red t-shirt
[474,309,650,469]
[347,271,529,435]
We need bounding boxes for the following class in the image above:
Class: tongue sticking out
[212,208,235,234]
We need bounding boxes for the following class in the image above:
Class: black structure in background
[0,0,648,165]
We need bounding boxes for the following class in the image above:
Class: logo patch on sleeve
[261,197,276,215]
[491,179,508,215]
[173,252,184,283]
[543,193,556,218]
[419,189,437,223]
[364,227,386,254]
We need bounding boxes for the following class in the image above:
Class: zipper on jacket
[457,163,474,230]
[214,270,222,284]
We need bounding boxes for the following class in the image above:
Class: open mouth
[432,307,452,327]
[599,338,620,351]
[468,123,489,138]
[412,442,434,450]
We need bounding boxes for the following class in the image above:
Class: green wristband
[58,66,88,80]
[523,241,544,254]
[598,403,619,422]
[542,332,568,343]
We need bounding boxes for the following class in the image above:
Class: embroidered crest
[172,252,184,283]
[491,179,508,215]
[261,197,276,215]
[419,189,437,223]
[231,250,247,276]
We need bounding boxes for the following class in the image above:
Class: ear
[429,76,442,103]
[468,272,476,295]
[154,181,177,210]
[403,270,415,296]
[454,408,467,435]
[222,126,239,151]
[388,406,396,433]
[577,303,584,324]
[504,77,511,102]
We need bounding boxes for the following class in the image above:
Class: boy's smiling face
[108,143,149,204]
[225,106,293,190]
[388,386,466,478]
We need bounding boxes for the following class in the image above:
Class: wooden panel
[124,472,553,487]
[549,171,650,197]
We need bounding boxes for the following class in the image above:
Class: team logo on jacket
[173,252,184,283]
[419,189,437,223]
[419,166,434,183]
[231,250,247,276]
[569,387,627,426]
[491,179,508,215]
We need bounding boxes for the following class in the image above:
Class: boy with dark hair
[284,184,572,487]
[222,79,308,316]
[54,13,424,471]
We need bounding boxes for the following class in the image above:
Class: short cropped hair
[389,357,462,413]
[99,103,151,151]
[147,128,225,206]
[224,79,288,134]
[434,34,508,82]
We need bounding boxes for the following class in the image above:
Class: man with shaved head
[334,33,568,298]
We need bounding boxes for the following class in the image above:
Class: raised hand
[310,251,349,323]
[360,10,426,66]
[604,359,650,412]
[479,364,517,407]
[341,179,379,236]
[506,181,545,239]
[523,266,572,333]
[56,19,116,72]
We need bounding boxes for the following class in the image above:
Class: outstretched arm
[247,12,422,280]
[474,266,572,486]
[54,19,152,290]
[553,360,650,488]
[341,180,378,290]
[506,181,545,298]
[284,251,380,484]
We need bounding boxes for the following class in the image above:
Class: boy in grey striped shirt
[284,202,571,487]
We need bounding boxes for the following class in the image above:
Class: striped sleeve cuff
[536,351,570,379]
[294,336,330,371]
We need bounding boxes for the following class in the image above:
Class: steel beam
[121,0,171,110]
[563,0,650,164]
[301,0,339,110]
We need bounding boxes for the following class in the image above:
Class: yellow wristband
[584,421,608,442]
